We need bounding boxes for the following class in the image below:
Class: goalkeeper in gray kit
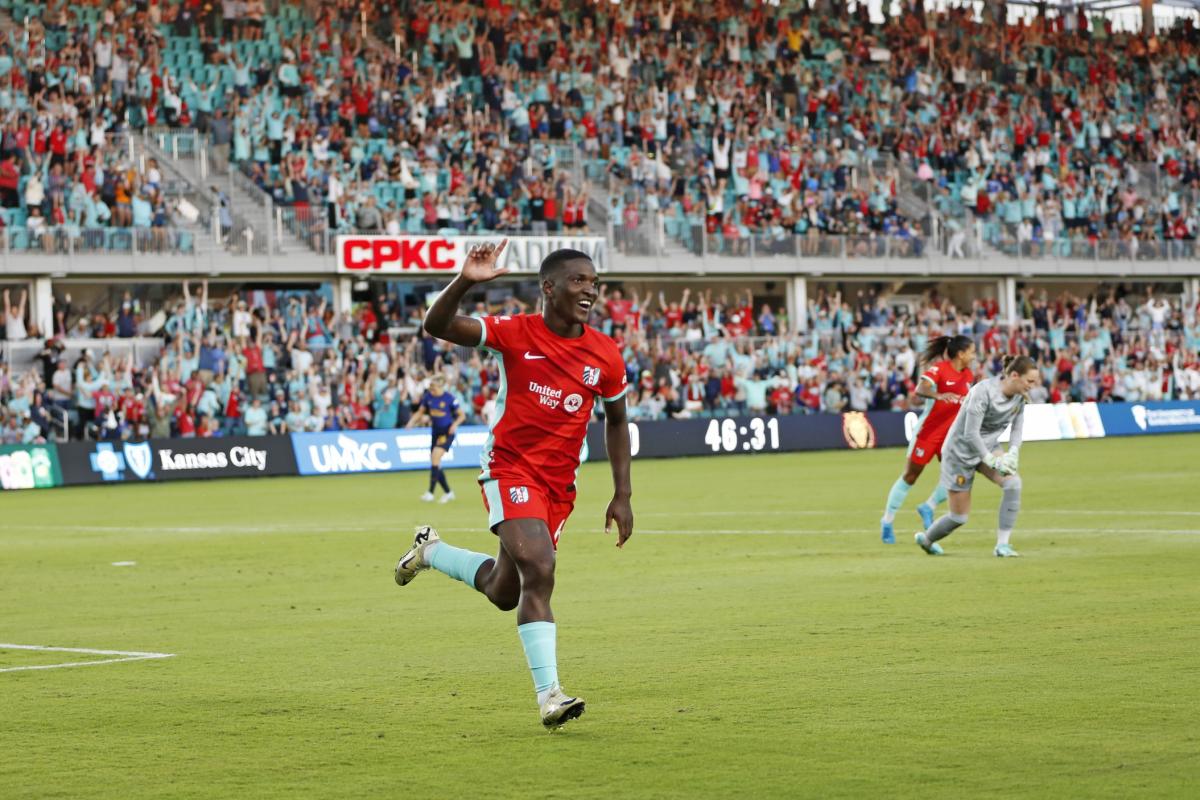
[915,355,1041,558]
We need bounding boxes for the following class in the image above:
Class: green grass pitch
[2,435,1198,798]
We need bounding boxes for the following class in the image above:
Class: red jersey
[92,387,117,420]
[606,298,633,325]
[119,395,145,423]
[914,359,973,440]
[725,304,754,337]
[478,314,627,497]
[175,407,195,437]
[244,344,265,374]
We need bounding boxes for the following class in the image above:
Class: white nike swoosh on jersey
[524,352,547,360]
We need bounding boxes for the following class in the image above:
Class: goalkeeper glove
[983,451,1011,475]
[1001,446,1020,474]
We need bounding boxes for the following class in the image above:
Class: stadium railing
[2,223,1197,281]
[0,226,197,257]
[277,205,334,256]
[612,210,1200,270]
[2,337,166,375]
[149,128,206,164]
[75,126,1200,274]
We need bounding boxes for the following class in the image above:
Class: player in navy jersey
[407,373,467,503]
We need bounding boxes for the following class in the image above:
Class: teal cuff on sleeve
[602,385,630,403]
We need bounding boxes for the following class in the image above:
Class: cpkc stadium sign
[336,235,608,274]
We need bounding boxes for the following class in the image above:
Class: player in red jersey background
[393,240,633,728]
[879,335,976,544]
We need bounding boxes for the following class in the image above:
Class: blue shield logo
[124,442,154,480]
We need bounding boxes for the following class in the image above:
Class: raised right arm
[424,239,509,348]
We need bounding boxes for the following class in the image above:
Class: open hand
[461,238,510,284]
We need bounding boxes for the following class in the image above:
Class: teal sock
[924,483,948,508]
[881,477,912,523]
[427,542,491,590]
[517,621,558,699]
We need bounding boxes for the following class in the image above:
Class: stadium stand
[324,0,1200,258]
[0,1,1196,259]
[2,1,1200,443]
[3,279,1198,443]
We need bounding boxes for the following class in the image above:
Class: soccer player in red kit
[879,335,975,543]
[394,241,634,728]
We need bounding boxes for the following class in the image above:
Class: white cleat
[994,543,1021,558]
[394,525,441,586]
[420,491,435,502]
[438,491,456,504]
[540,686,586,729]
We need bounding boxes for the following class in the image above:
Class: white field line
[14,508,1200,536]
[12,517,1200,538]
[622,528,1200,536]
[433,527,1200,536]
[576,527,1195,534]
[0,643,176,674]
[637,509,1200,518]
[17,524,362,534]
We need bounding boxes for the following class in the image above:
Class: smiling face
[542,257,599,329]
[953,342,977,371]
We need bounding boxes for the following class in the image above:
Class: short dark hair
[539,249,593,282]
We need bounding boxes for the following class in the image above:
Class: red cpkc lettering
[341,238,459,271]
[341,238,375,270]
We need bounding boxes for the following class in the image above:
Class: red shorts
[908,434,945,466]
[479,478,575,549]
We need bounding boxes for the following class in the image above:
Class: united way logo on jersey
[508,486,530,504]
[582,365,601,387]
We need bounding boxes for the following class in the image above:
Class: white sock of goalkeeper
[997,475,1022,545]
[926,512,968,543]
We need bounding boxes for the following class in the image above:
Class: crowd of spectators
[583,283,1200,420]
[173,0,1200,257]
[3,2,1200,441]
[598,0,1200,256]
[562,0,1200,258]
[1,0,1200,258]
[3,278,1199,444]
[0,0,207,251]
